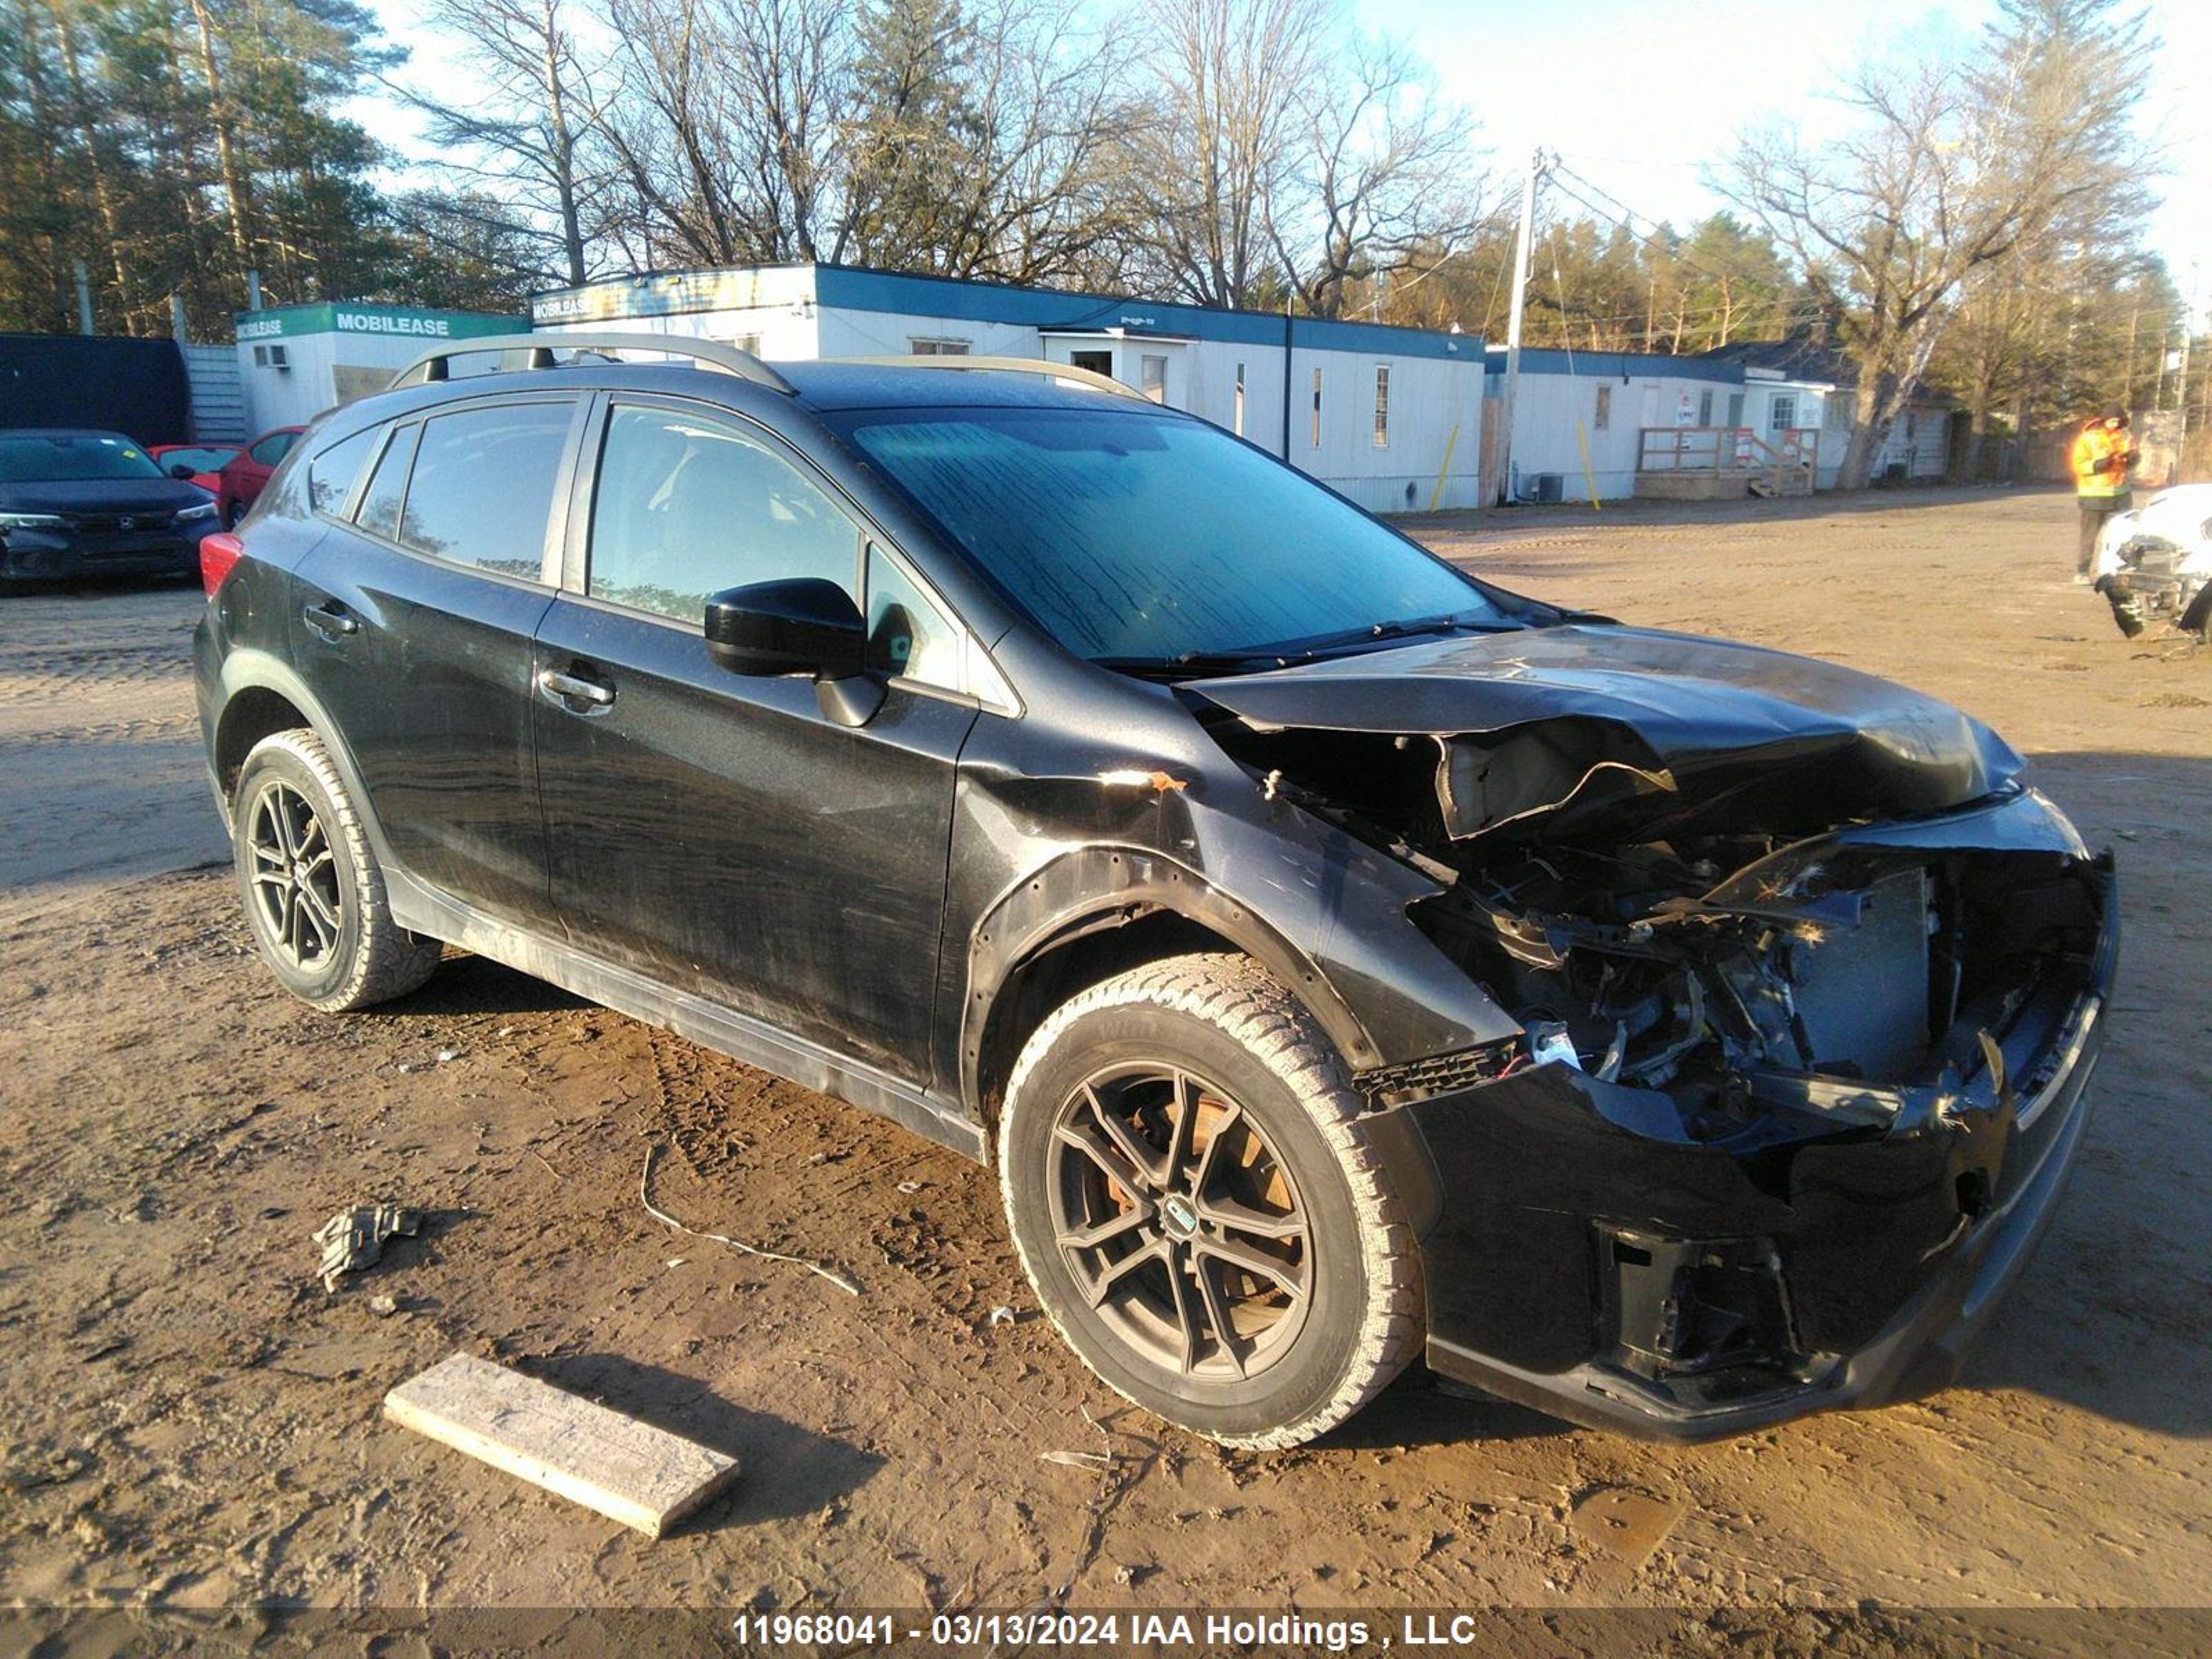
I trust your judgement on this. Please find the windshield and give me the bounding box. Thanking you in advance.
[834,406,1508,664]
[0,434,166,484]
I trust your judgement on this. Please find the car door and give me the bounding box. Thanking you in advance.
[532,395,982,1084]
[292,395,585,927]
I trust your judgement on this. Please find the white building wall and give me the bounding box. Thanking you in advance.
[535,301,822,360]
[1879,408,1951,479]
[1295,348,1482,513]
[805,306,1488,510]
[238,330,341,432]
[527,271,1487,512]
[237,307,529,432]
[1503,371,1741,501]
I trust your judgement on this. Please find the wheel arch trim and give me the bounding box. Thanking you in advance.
[213,651,400,869]
[959,844,1378,1127]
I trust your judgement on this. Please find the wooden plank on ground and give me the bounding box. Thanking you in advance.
[382,1352,741,1538]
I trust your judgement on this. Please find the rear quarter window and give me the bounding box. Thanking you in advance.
[393,402,573,581]
[308,429,379,518]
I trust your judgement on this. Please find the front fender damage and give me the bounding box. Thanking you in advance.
[1370,791,2117,1435]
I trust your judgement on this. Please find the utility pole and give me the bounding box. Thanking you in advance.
[73,259,95,335]
[2179,262,2201,447]
[1497,147,1544,506]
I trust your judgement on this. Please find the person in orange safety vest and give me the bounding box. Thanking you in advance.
[2071,408,2137,581]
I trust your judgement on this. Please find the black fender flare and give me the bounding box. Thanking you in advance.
[212,649,400,868]
[958,843,1380,1113]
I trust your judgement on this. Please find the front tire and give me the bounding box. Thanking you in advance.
[232,729,441,1011]
[1000,954,1421,1447]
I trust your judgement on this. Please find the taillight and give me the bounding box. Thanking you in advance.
[200,531,245,597]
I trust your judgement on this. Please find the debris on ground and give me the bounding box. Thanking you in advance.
[312,1202,422,1291]
[368,1294,402,1318]
[1569,1484,1684,1574]
[383,1351,741,1539]
[639,1143,859,1296]
[988,1305,1017,1327]
[1039,1450,1114,1470]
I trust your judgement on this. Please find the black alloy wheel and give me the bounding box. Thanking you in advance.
[1049,1064,1311,1380]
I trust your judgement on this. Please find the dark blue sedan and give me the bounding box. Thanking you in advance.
[0,429,221,585]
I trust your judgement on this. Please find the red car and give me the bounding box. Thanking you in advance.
[212,427,305,527]
[149,443,242,496]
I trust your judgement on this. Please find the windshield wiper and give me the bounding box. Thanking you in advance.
[1092,648,1304,679]
[1284,611,1525,654]
[1095,614,1529,679]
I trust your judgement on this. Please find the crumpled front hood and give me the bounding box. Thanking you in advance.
[1185,624,2022,843]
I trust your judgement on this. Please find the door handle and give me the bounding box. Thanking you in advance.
[301,601,358,641]
[538,667,615,709]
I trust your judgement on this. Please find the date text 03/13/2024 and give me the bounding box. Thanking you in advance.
[725,1611,1524,1651]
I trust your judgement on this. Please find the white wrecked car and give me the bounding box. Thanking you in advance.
[2092,483,2212,639]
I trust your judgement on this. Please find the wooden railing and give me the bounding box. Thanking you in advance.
[1638,426,1819,495]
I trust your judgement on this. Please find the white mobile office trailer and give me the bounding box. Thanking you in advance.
[529,264,1488,514]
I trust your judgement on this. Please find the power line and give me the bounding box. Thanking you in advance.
[1546,162,1783,302]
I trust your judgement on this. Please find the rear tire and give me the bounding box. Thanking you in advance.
[232,729,440,1011]
[999,953,1421,1447]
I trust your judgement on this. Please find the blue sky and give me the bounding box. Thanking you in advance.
[359,0,2211,325]
[1362,0,2209,317]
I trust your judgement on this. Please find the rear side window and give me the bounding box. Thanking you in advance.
[249,430,297,465]
[308,429,377,518]
[397,402,572,581]
[355,424,417,542]
[586,404,859,623]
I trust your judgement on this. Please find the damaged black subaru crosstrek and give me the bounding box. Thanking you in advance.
[195,336,2115,1448]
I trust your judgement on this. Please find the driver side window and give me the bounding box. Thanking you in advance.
[587,404,859,624]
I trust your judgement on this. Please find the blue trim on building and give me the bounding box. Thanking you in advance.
[1481,346,1743,385]
[532,263,1483,362]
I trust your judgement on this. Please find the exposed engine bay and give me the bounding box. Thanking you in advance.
[1186,624,2108,1125]
[1410,832,2099,1122]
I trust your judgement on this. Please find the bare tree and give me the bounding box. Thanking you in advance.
[1719,0,2155,488]
[601,0,854,265]
[397,0,617,286]
[1268,33,1485,319]
[835,0,1139,284]
[1126,0,1325,309]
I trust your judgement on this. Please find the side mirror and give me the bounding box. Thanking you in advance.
[704,577,867,679]
[169,463,196,480]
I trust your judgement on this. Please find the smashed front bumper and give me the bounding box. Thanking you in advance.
[1390,825,2117,1440]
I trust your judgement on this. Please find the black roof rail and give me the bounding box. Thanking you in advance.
[387,331,798,396]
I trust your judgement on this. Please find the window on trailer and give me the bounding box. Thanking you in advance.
[1311,368,1323,447]
[1593,384,1611,431]
[1141,355,1167,404]
[1770,393,1797,433]
[1234,363,1245,437]
[910,339,971,356]
[1373,366,1390,447]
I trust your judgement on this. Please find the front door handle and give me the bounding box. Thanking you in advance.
[538,667,615,709]
[301,601,358,641]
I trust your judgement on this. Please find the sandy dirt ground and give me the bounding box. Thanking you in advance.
[1,487,2207,1651]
